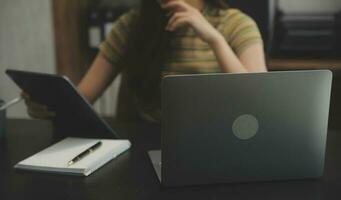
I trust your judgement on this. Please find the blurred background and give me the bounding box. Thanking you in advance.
[0,0,340,128]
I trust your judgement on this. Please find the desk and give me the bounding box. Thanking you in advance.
[1,119,341,200]
[268,58,341,71]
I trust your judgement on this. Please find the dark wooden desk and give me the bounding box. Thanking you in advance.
[1,119,341,200]
[268,59,341,71]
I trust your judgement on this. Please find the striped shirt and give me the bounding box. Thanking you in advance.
[100,3,263,122]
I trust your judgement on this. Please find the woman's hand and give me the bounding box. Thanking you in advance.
[161,0,223,46]
[21,92,56,119]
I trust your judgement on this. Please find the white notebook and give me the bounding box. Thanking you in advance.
[15,137,131,176]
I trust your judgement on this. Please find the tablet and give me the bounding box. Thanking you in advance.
[6,69,120,139]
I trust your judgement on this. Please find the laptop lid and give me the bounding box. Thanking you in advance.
[161,70,332,186]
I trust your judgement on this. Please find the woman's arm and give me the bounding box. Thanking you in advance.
[162,1,267,73]
[210,36,267,73]
[78,52,120,104]
[80,10,138,103]
[23,8,135,119]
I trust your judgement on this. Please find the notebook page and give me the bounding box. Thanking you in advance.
[17,138,130,171]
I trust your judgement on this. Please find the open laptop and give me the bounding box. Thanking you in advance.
[149,70,333,187]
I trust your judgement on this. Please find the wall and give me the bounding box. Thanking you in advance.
[279,0,341,13]
[0,0,56,118]
[108,0,341,13]
[103,0,137,6]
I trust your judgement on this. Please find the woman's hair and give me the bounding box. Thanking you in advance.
[121,0,228,106]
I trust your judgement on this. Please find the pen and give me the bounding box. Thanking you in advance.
[0,97,24,111]
[67,141,102,167]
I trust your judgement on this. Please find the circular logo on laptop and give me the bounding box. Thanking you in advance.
[232,114,259,140]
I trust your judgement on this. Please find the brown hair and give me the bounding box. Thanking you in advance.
[121,0,228,106]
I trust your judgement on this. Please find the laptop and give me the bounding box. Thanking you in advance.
[6,69,120,139]
[149,70,333,187]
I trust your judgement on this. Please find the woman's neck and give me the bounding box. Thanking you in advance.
[185,0,204,11]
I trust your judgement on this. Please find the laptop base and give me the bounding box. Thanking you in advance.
[148,150,162,182]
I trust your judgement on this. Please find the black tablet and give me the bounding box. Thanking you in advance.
[6,69,120,139]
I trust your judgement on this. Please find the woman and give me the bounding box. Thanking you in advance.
[24,0,267,122]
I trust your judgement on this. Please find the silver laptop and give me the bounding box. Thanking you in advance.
[149,70,332,187]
